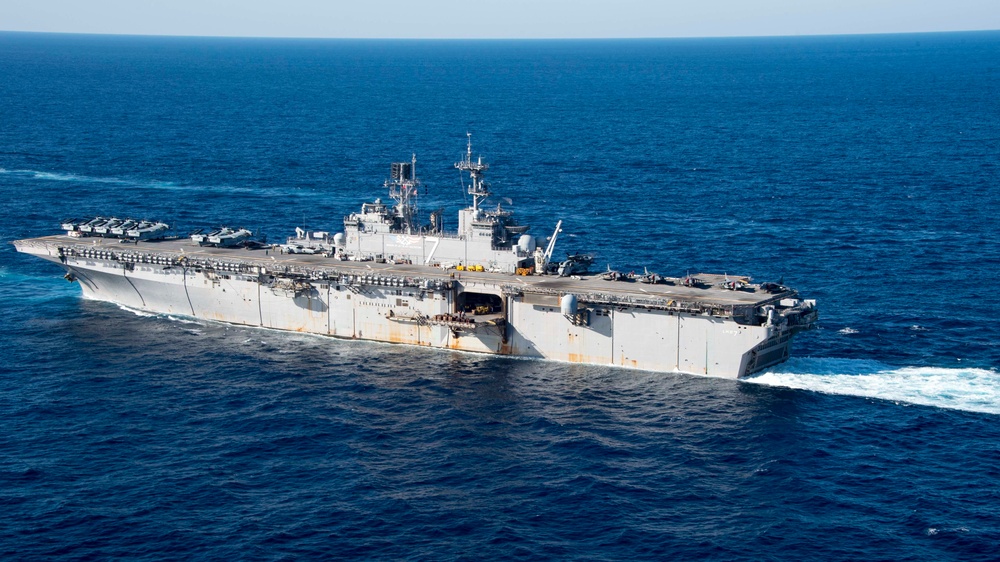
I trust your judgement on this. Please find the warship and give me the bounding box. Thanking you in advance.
[14,136,817,378]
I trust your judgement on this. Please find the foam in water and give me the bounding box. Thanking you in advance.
[114,303,202,324]
[115,303,160,318]
[749,357,1000,415]
[2,167,190,192]
[0,167,308,197]
[0,168,132,185]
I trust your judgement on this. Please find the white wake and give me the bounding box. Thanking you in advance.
[748,358,1000,415]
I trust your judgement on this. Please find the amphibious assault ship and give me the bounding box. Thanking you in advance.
[14,137,817,378]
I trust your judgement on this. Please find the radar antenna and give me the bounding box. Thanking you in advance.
[455,133,490,213]
[387,154,420,234]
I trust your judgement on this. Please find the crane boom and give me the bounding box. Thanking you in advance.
[544,220,562,262]
[534,220,562,274]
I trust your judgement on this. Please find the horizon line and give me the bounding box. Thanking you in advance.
[2,28,999,42]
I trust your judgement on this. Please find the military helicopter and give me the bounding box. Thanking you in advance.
[557,253,595,277]
[759,279,787,294]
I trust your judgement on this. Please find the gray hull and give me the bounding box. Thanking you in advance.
[15,237,815,378]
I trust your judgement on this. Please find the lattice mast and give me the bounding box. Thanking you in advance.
[455,133,490,213]
[387,154,420,234]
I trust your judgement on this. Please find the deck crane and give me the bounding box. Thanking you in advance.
[534,219,562,274]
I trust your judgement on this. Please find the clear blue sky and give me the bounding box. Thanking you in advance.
[4,0,998,39]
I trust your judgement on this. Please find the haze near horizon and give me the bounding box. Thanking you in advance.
[4,0,999,39]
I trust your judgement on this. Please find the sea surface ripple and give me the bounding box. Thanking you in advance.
[2,31,999,560]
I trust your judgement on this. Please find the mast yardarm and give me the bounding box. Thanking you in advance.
[455,133,490,213]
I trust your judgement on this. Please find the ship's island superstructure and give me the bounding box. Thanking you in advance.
[14,137,816,378]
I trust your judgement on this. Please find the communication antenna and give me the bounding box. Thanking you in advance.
[387,153,420,234]
[455,132,490,212]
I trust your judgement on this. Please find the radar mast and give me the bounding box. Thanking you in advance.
[387,154,419,234]
[455,133,490,213]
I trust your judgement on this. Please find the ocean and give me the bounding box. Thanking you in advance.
[1,31,999,559]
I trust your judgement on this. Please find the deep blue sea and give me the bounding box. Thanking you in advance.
[2,31,999,560]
